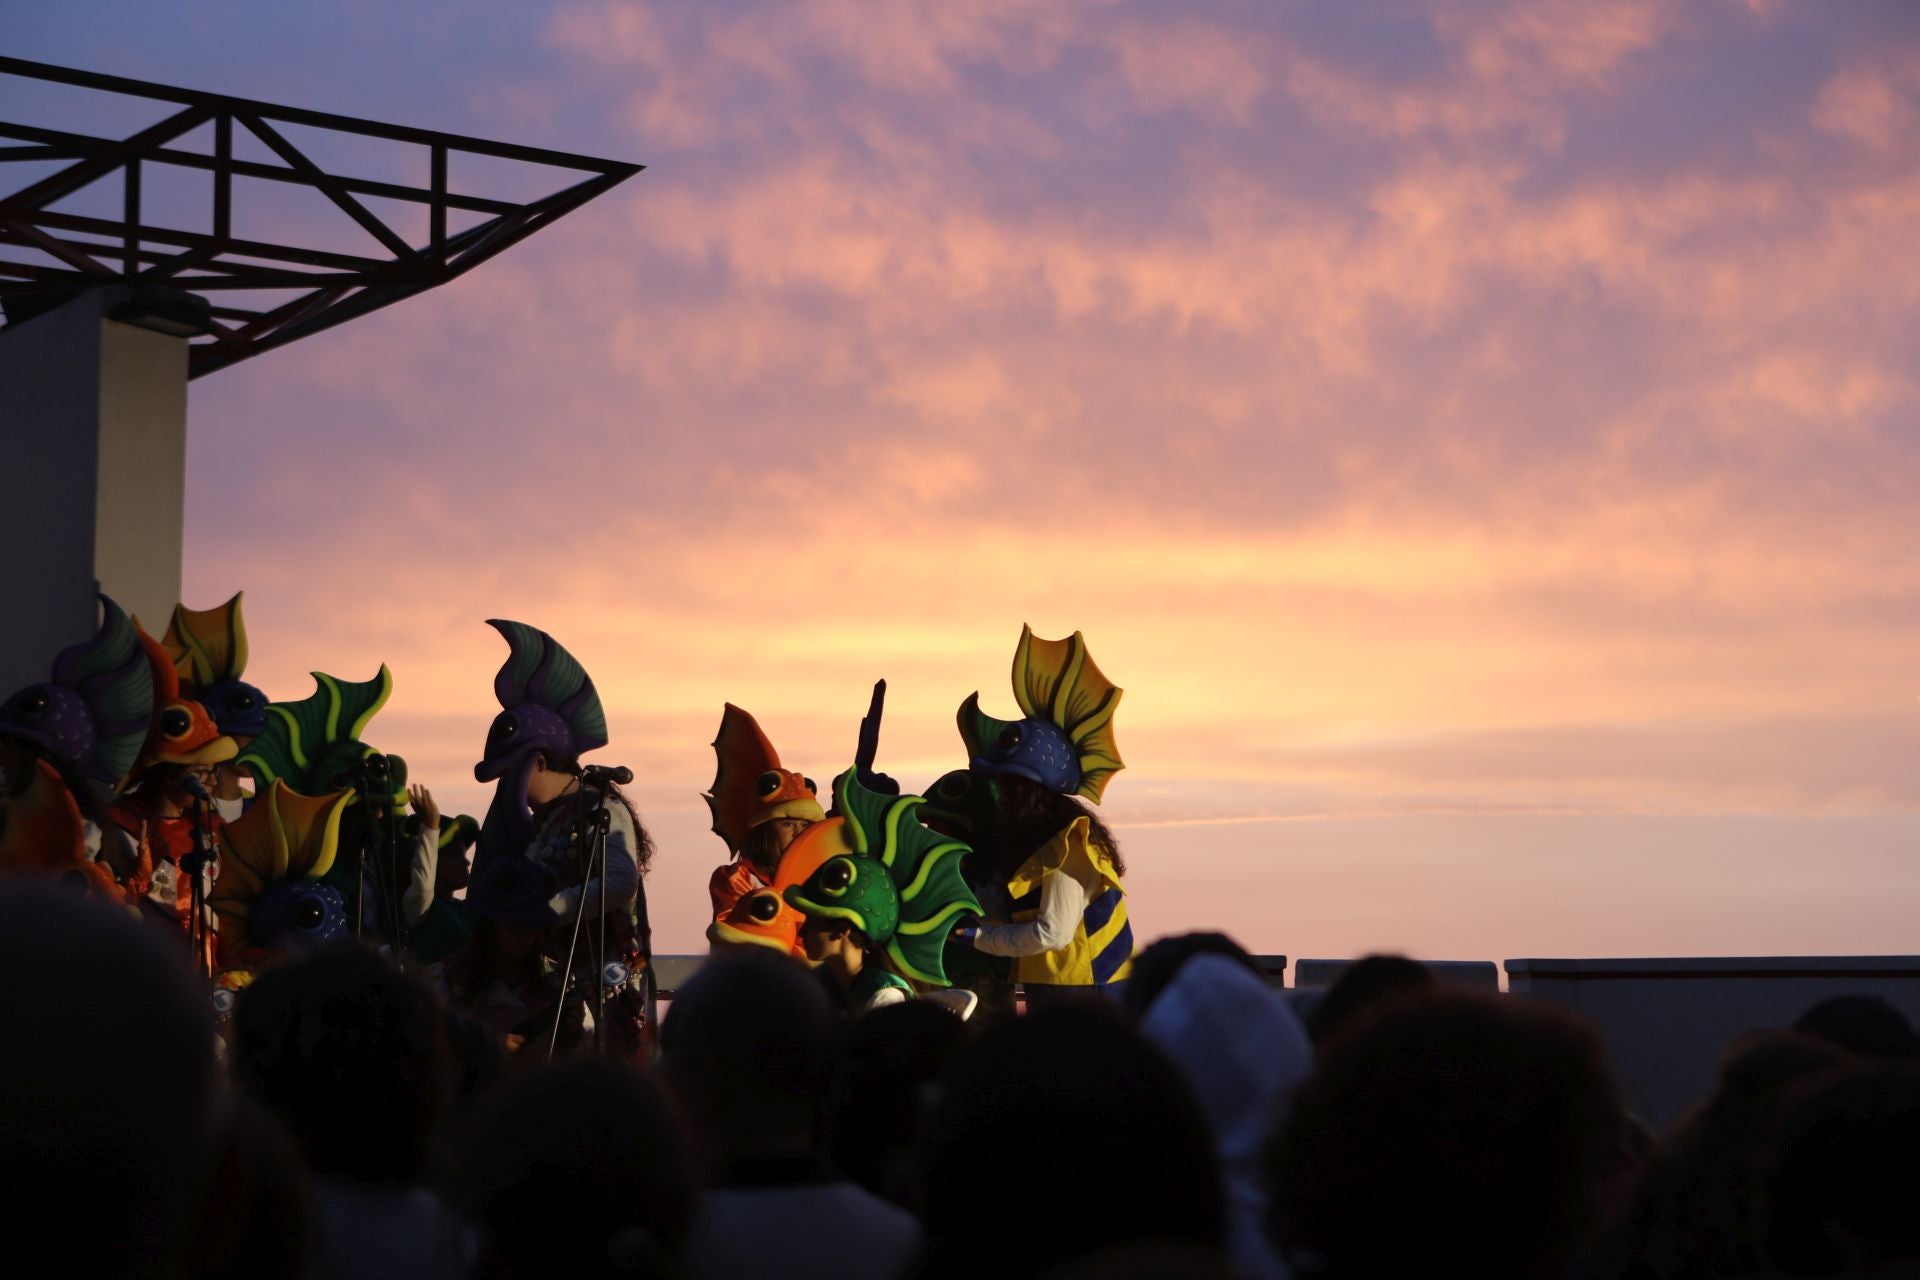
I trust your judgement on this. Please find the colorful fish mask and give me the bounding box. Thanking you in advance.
[133,625,237,773]
[209,780,352,958]
[237,667,401,802]
[0,757,117,897]
[784,770,981,987]
[959,626,1124,804]
[160,593,270,740]
[707,816,845,953]
[703,704,823,856]
[0,594,154,789]
[474,620,608,869]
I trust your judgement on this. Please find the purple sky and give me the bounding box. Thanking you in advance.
[10,0,1919,958]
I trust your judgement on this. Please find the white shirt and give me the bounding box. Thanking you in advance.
[971,868,1087,957]
[529,794,640,925]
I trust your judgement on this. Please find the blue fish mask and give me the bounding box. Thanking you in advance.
[956,626,1125,804]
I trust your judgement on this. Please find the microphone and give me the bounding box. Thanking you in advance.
[580,763,633,786]
[181,774,212,804]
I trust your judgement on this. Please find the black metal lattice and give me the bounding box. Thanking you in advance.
[0,57,641,378]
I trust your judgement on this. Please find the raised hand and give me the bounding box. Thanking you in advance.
[407,784,440,829]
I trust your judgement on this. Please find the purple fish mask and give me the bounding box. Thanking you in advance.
[0,596,155,788]
[473,620,609,871]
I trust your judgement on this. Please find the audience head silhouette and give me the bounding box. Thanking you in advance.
[919,1003,1226,1279]
[0,883,216,1280]
[1270,988,1621,1280]
[462,1057,697,1280]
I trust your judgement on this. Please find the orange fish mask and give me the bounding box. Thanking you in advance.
[703,704,824,854]
[132,626,237,775]
[707,815,849,953]
[0,757,117,897]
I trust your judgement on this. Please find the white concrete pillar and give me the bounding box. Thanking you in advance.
[0,289,188,690]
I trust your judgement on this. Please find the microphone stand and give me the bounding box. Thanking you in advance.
[351,785,368,944]
[375,781,407,961]
[182,789,213,980]
[548,775,615,1060]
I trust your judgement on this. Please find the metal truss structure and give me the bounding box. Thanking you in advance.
[0,57,640,377]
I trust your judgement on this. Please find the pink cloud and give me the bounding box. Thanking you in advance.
[135,0,1920,959]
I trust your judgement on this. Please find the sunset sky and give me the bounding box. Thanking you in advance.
[11,1,1919,960]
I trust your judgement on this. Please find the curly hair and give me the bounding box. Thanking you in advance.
[536,752,655,875]
[988,773,1126,878]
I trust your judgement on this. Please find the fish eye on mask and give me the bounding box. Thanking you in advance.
[818,857,855,895]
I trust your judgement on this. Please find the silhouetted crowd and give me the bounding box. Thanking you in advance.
[3,882,1917,1280]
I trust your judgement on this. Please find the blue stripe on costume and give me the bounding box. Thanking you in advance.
[1091,918,1134,985]
[1082,887,1122,936]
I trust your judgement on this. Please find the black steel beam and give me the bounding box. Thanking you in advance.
[0,57,642,378]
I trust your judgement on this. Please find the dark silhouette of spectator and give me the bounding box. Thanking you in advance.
[1307,952,1436,1044]
[1760,1065,1920,1277]
[230,941,470,1280]
[1140,952,1311,1280]
[1120,930,1262,1020]
[918,1002,1226,1279]
[461,1057,698,1280]
[184,1097,315,1280]
[661,948,919,1280]
[1039,1243,1240,1280]
[1587,1030,1852,1280]
[0,883,216,1280]
[829,997,972,1206]
[438,1005,507,1163]
[1269,989,1621,1280]
[1793,994,1918,1060]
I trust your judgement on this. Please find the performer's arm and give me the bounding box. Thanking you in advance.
[403,785,440,926]
[549,803,639,923]
[403,825,439,925]
[865,983,910,1010]
[970,869,1086,957]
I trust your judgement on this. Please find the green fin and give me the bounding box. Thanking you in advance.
[956,692,1017,761]
[238,667,393,794]
[834,769,982,987]
[1011,626,1126,804]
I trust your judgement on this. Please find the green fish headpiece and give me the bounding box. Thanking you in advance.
[237,667,406,805]
[784,769,982,987]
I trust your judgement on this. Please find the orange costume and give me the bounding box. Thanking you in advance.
[701,704,824,955]
[107,626,238,970]
[0,758,117,898]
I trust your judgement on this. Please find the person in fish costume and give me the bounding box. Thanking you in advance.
[158,593,271,812]
[0,594,154,896]
[208,780,354,971]
[106,626,239,967]
[474,620,654,1051]
[704,814,838,955]
[949,626,1133,1005]
[237,665,465,955]
[432,854,574,1055]
[783,768,982,1014]
[702,703,824,950]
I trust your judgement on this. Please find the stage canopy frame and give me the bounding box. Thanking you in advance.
[0,56,642,378]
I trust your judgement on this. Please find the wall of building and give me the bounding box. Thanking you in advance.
[0,291,188,691]
[1508,955,1920,1130]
